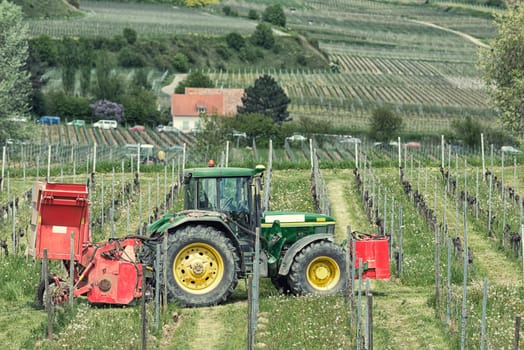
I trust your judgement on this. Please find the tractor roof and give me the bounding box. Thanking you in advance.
[184,166,265,178]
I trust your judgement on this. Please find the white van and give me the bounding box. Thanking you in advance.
[93,120,117,129]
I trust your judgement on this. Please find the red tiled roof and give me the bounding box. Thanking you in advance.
[172,88,244,117]
[171,94,223,117]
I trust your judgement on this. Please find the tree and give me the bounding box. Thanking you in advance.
[368,107,403,142]
[480,3,524,137]
[93,51,124,101]
[0,1,31,142]
[450,116,483,148]
[226,32,245,51]
[121,87,159,125]
[262,4,286,27]
[123,28,137,45]
[229,113,281,147]
[90,99,124,123]
[173,52,189,72]
[175,71,214,94]
[250,22,275,49]
[237,74,291,125]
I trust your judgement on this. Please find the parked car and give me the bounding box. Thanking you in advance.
[37,116,60,125]
[403,142,421,149]
[156,124,178,133]
[93,120,117,129]
[339,136,361,144]
[66,119,85,127]
[286,134,307,142]
[129,125,146,132]
[501,146,521,154]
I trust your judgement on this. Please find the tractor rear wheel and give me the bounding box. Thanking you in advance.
[166,225,239,307]
[36,275,67,307]
[288,241,346,295]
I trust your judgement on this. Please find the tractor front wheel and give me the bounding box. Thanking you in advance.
[288,241,346,295]
[166,225,239,307]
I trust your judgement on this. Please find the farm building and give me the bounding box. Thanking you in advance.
[171,88,244,132]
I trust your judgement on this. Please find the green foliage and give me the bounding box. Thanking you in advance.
[450,116,482,147]
[173,52,189,72]
[480,3,524,137]
[121,87,159,125]
[262,4,286,27]
[43,90,91,119]
[368,107,403,142]
[123,27,137,44]
[194,115,229,161]
[238,74,291,125]
[29,35,59,66]
[174,70,214,93]
[238,46,263,63]
[250,22,275,49]
[248,9,259,20]
[93,51,125,101]
[226,32,245,51]
[118,47,146,68]
[222,5,238,16]
[228,113,282,147]
[0,1,31,143]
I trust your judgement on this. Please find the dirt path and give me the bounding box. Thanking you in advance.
[161,74,188,96]
[325,170,449,349]
[409,19,490,49]
[189,306,226,350]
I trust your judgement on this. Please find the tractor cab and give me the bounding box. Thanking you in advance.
[182,165,265,228]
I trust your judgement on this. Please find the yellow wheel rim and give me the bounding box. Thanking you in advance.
[173,243,224,294]
[306,256,341,291]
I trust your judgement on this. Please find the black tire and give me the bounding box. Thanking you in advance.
[288,241,347,295]
[36,275,64,307]
[166,225,239,307]
[271,275,292,294]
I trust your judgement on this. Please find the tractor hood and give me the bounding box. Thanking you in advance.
[261,211,335,228]
[148,209,229,234]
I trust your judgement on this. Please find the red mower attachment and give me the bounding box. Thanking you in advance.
[351,232,390,279]
[34,182,149,306]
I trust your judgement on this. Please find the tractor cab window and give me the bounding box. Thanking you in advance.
[220,177,249,213]
[198,178,218,210]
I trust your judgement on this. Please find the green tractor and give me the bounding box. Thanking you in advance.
[147,165,346,307]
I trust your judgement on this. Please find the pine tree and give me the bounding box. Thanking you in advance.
[237,74,291,125]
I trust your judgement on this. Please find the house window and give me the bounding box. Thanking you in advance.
[197,106,206,114]
[194,121,201,130]
[182,121,190,130]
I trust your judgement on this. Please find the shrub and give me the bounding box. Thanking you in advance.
[262,4,286,27]
[250,22,275,49]
[173,52,189,72]
[118,47,146,68]
[368,106,403,142]
[90,99,124,122]
[248,9,259,20]
[123,28,137,45]
[226,32,245,51]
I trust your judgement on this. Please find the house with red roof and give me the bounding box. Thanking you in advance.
[171,88,244,132]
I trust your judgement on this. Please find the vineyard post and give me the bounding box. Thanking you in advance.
[126,200,130,235]
[513,157,517,198]
[43,249,53,339]
[101,177,105,227]
[1,146,5,192]
[410,154,413,182]
[503,184,507,247]
[156,173,160,210]
[139,186,143,235]
[515,316,521,350]
[488,174,493,235]
[155,247,160,330]
[309,138,313,169]
[12,195,16,254]
[446,237,451,326]
[37,154,40,180]
[435,225,440,309]
[121,160,125,204]
[480,277,488,350]
[383,191,387,235]
[93,143,97,174]
[355,142,358,169]
[171,159,175,205]
[112,168,115,210]
[481,133,485,178]
[434,176,437,218]
[148,181,152,224]
[162,233,168,311]
[460,203,469,350]
[424,167,428,198]
[346,227,353,325]
[398,206,403,274]
[404,144,407,171]
[520,195,523,230]
[357,258,363,350]
[86,150,89,185]
[141,268,147,350]
[73,149,76,182]
[398,136,401,178]
[364,278,370,350]
[136,144,140,176]
[476,168,479,219]
[110,207,115,239]
[225,140,229,167]
[69,231,74,308]
[443,184,448,243]
[164,165,168,209]
[182,143,186,176]
[440,135,444,169]
[502,151,505,196]
[522,224,524,288]
[351,239,356,328]
[47,144,51,181]
[390,196,394,261]
[417,161,421,193]
[490,144,494,170]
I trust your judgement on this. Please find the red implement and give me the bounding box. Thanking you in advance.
[353,233,390,279]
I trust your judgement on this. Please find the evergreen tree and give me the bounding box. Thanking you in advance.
[262,4,286,27]
[237,74,291,125]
